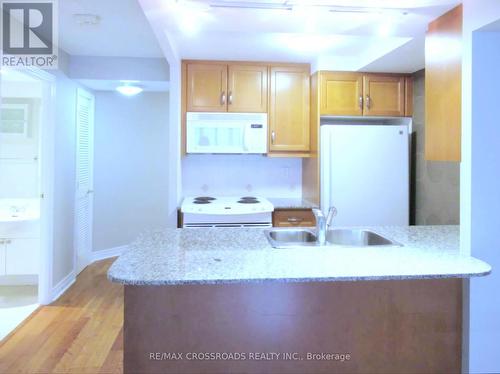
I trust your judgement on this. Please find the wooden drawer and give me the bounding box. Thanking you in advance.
[272,209,315,227]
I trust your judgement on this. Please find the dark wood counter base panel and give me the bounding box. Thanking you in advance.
[124,279,462,374]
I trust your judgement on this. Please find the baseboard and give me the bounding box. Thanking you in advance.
[91,245,128,262]
[51,270,76,302]
[46,246,127,303]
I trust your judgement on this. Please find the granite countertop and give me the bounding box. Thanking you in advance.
[268,197,318,209]
[108,226,491,286]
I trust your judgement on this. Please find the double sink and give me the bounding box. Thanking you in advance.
[265,228,400,248]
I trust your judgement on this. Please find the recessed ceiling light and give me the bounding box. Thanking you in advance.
[116,85,143,96]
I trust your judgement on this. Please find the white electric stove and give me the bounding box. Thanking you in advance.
[181,196,274,228]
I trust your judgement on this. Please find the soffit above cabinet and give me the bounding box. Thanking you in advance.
[139,0,461,73]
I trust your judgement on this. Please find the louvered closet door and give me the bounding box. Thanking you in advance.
[75,88,95,274]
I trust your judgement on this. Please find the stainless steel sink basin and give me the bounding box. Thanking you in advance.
[265,228,318,248]
[326,229,399,246]
[265,228,400,248]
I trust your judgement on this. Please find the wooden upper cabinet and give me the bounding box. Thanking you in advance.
[227,64,268,112]
[320,72,363,116]
[269,65,310,153]
[425,5,462,161]
[363,74,405,117]
[404,76,413,117]
[186,63,227,112]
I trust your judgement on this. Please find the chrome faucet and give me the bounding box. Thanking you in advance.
[312,207,338,246]
[326,206,337,229]
[312,208,326,245]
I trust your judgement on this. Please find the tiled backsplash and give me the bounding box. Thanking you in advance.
[182,154,302,198]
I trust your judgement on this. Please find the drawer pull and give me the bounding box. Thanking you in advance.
[287,217,303,223]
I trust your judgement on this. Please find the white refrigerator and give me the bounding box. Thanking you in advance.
[320,123,410,226]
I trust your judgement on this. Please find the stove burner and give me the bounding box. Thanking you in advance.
[194,196,216,201]
[238,199,260,204]
[193,200,211,204]
[240,196,258,201]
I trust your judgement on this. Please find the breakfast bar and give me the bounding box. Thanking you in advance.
[109,226,490,374]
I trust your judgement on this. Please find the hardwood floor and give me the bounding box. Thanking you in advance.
[0,258,123,374]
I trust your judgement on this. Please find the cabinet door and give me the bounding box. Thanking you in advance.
[320,72,363,116]
[273,210,316,227]
[269,66,310,152]
[5,238,39,275]
[363,75,405,117]
[0,241,5,275]
[186,63,228,112]
[227,64,268,112]
[404,77,413,117]
[425,5,462,161]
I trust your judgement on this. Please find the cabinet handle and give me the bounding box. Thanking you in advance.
[271,131,276,145]
[0,240,4,245]
[5,240,11,244]
[287,217,303,223]
[221,91,226,105]
[366,95,371,109]
[228,91,233,105]
[358,95,363,110]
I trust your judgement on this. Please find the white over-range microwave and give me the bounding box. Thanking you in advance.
[186,112,268,154]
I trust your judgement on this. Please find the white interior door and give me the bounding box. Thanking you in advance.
[75,88,95,274]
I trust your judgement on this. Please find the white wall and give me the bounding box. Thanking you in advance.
[49,67,79,287]
[69,56,169,82]
[182,155,302,198]
[468,30,500,374]
[1,81,43,98]
[92,91,170,252]
[138,0,182,227]
[461,1,500,373]
[0,95,41,199]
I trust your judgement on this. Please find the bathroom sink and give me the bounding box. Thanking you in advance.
[265,228,318,248]
[326,229,399,247]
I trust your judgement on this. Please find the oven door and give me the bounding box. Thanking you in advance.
[186,112,267,154]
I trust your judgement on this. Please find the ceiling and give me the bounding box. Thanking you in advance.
[77,79,169,92]
[478,18,500,32]
[59,0,163,58]
[140,0,461,72]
